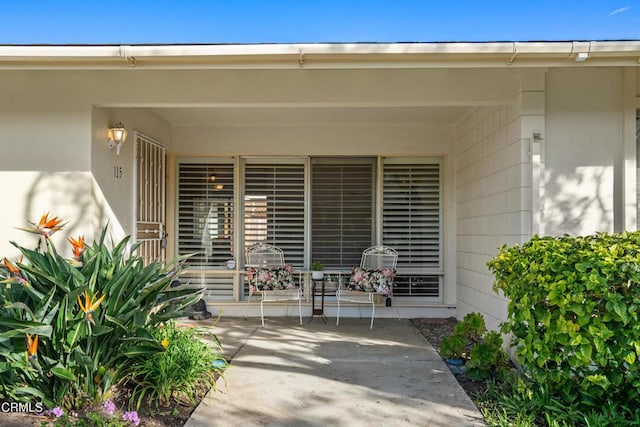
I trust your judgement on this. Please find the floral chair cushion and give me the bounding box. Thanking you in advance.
[246,264,296,295]
[347,266,396,296]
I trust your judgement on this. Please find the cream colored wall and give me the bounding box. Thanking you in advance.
[0,171,95,258]
[91,107,172,240]
[173,123,453,156]
[0,70,94,257]
[0,66,516,312]
[0,70,174,258]
[0,64,633,318]
[545,68,622,235]
[454,67,632,331]
[0,68,518,108]
[454,104,527,331]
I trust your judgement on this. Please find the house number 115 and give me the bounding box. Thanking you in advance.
[113,165,123,179]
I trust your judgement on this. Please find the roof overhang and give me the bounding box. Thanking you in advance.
[0,41,638,69]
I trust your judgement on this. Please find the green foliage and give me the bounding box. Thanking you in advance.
[440,333,466,359]
[40,406,138,427]
[454,312,487,343]
[488,231,640,414]
[43,412,130,427]
[0,219,203,409]
[466,331,509,381]
[83,411,129,427]
[123,320,226,411]
[311,261,324,271]
[441,312,510,380]
[477,373,640,426]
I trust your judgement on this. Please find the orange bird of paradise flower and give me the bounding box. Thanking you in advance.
[68,235,85,260]
[78,290,106,325]
[1,257,29,286]
[26,333,38,362]
[17,212,66,239]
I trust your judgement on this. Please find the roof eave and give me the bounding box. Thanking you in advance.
[0,41,637,69]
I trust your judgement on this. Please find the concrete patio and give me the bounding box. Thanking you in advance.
[185,317,485,427]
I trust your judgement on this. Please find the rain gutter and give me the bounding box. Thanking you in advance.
[0,41,637,69]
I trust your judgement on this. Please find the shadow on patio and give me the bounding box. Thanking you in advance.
[185,317,485,427]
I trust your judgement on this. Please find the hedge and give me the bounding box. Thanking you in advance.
[488,232,640,407]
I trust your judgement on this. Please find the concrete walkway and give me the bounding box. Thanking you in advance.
[185,317,485,427]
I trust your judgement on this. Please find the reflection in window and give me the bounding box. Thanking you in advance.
[244,195,268,246]
[178,163,234,268]
[244,163,305,267]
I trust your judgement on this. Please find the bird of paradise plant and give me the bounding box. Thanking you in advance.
[0,212,203,410]
[26,333,38,362]
[1,257,29,286]
[68,235,85,265]
[77,290,105,325]
[16,212,66,239]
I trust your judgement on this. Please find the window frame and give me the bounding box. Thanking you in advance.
[381,157,444,299]
[175,155,444,303]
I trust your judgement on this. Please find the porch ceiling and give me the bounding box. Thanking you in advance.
[148,105,471,127]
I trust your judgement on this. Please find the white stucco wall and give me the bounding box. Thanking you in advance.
[91,107,172,240]
[454,67,633,330]
[0,71,94,257]
[545,68,622,235]
[173,123,453,156]
[0,59,634,319]
[0,66,519,312]
[0,71,174,258]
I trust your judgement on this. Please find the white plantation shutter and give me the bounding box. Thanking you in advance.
[383,159,442,297]
[312,159,375,268]
[177,161,235,269]
[243,162,305,267]
[180,271,234,301]
[174,156,443,301]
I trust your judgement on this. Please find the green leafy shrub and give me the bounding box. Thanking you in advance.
[440,333,466,359]
[453,312,487,343]
[440,312,510,381]
[466,331,509,380]
[477,373,640,427]
[0,214,203,409]
[488,232,640,410]
[123,320,226,410]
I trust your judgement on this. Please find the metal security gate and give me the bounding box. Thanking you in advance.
[135,132,166,265]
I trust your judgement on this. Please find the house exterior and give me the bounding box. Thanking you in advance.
[0,41,638,330]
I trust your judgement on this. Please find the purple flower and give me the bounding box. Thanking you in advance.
[103,399,116,416]
[51,407,63,418]
[123,410,140,426]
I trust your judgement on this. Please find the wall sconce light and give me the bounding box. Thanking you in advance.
[107,122,128,156]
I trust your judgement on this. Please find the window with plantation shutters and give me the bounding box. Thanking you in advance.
[175,156,443,302]
[311,159,375,268]
[177,162,234,269]
[243,162,305,267]
[383,159,441,297]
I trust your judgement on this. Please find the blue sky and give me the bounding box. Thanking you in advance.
[0,1,638,44]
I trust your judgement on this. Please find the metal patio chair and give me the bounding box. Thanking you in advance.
[336,245,398,329]
[245,243,303,327]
